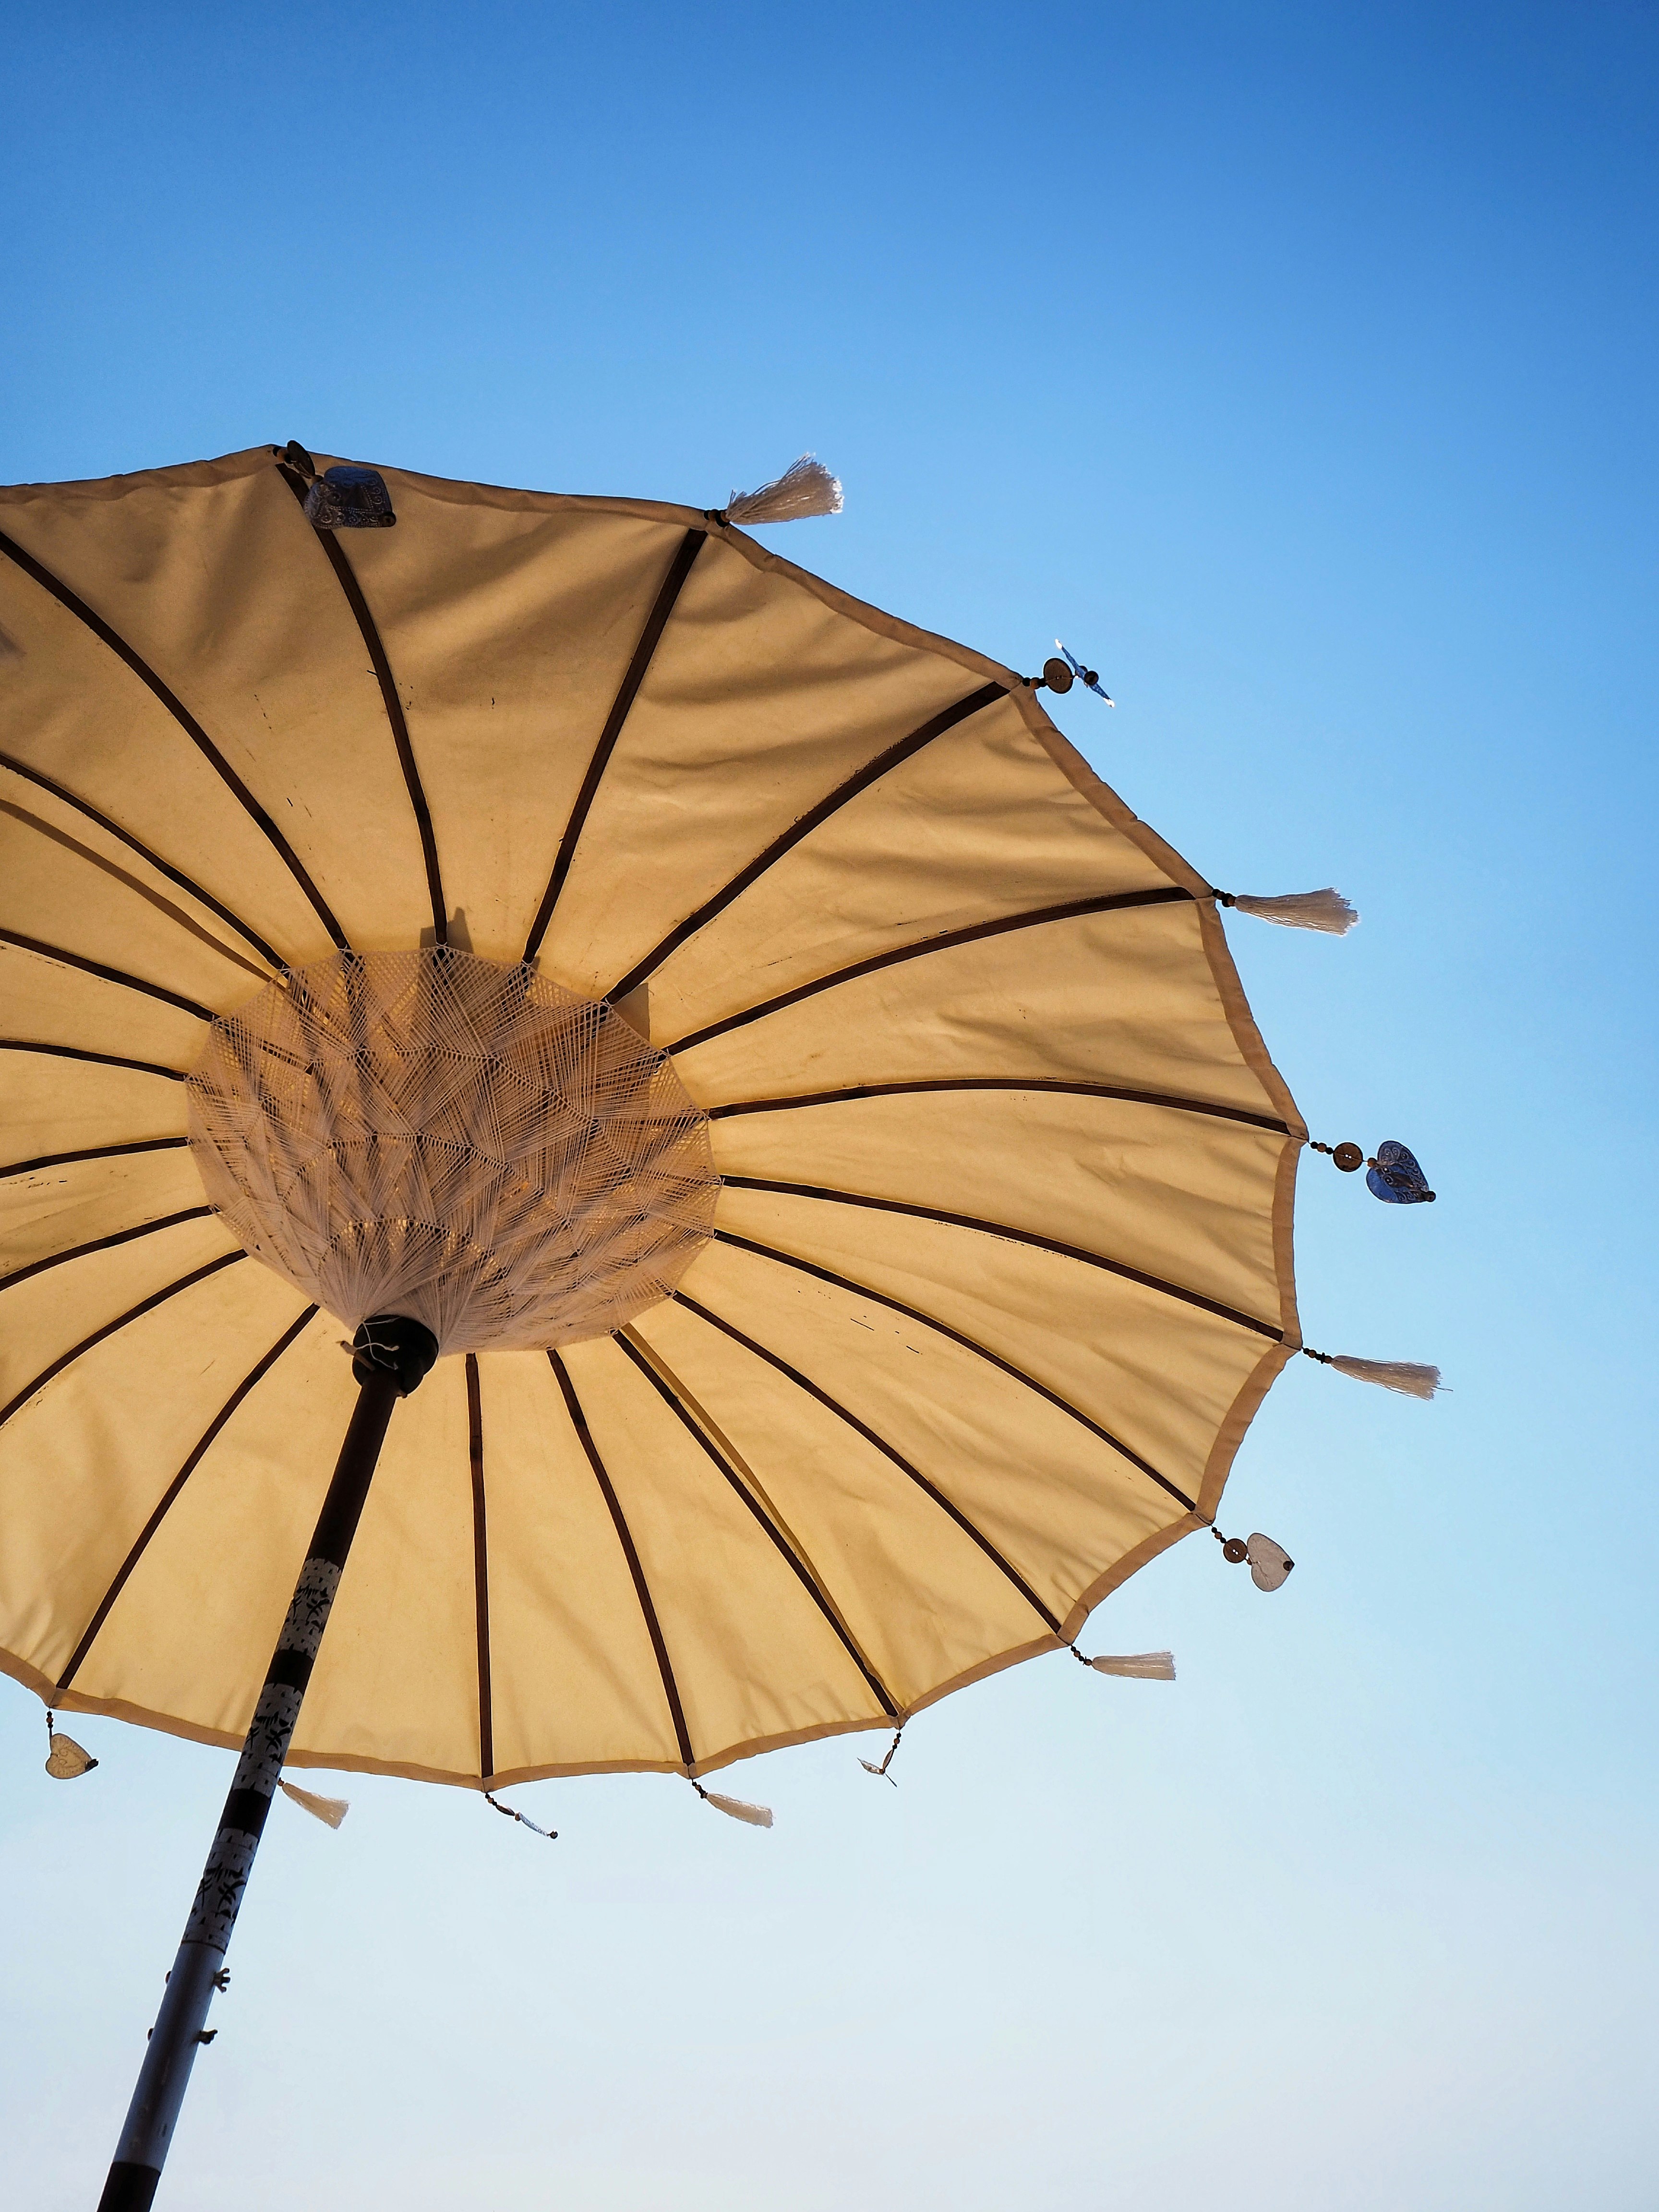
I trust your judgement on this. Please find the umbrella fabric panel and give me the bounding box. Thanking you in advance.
[543,534,988,1001]
[0,785,276,1013]
[313,480,689,967]
[664,1236,1190,1623]
[631,1295,1100,1702]
[46,1303,342,1743]
[1,452,431,958]
[0,1257,304,1717]
[708,1092,1286,1334]
[0,762,278,1000]
[0,1050,187,1178]
[706,1184,1282,1512]
[445,1349,693,1781]
[0,938,211,1071]
[641,692,1177,1047]
[289,1348,486,1782]
[0,505,333,973]
[1,1147,205,1284]
[558,1334,893,1764]
[0,1211,237,1419]
[672,899,1285,1121]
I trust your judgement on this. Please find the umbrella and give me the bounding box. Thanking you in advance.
[0,444,1429,2208]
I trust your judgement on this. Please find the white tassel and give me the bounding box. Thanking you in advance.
[697,1784,774,1828]
[1330,1354,1443,1399]
[1088,1651,1177,1680]
[1226,888,1358,935]
[280,1778,349,1828]
[721,455,842,525]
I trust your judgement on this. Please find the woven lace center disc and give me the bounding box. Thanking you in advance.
[187,948,719,1354]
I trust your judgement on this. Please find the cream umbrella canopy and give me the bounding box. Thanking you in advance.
[2,444,1305,2206]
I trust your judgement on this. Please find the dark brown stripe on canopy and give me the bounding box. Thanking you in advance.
[608,681,1008,1004]
[279,469,446,944]
[0,1250,247,1429]
[0,750,284,970]
[522,528,708,963]
[718,1176,1284,1341]
[615,1328,899,1718]
[672,1290,1064,1635]
[0,1206,214,1294]
[709,1226,1197,1511]
[55,1304,318,1690]
[0,1039,185,1082]
[465,1355,494,1782]
[709,1076,1288,1135]
[2,1135,189,1180]
[547,1349,696,1769]
[0,927,217,1024]
[0,525,348,950]
[0,794,271,983]
[667,886,1193,1057]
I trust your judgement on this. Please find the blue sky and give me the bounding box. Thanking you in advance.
[2,5,1656,2207]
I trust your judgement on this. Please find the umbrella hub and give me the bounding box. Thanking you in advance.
[186,946,719,1355]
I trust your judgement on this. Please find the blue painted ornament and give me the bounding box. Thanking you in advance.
[1366,1140,1435,1205]
[1053,640,1114,704]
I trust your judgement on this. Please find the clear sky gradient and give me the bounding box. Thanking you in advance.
[2,6,1655,2208]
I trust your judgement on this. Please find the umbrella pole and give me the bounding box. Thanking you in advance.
[95,1316,436,2212]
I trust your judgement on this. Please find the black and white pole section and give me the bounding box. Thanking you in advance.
[96,1315,438,2212]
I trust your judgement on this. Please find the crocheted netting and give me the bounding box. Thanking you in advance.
[187,947,718,1353]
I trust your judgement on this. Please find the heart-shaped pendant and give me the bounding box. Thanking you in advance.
[1366,1140,1436,1205]
[45,1731,98,1779]
[1245,1533,1295,1590]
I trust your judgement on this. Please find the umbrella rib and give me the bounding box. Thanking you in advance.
[53,1304,318,1692]
[614,1327,900,1719]
[0,1250,248,1430]
[521,528,708,963]
[709,1227,1198,1512]
[0,525,349,951]
[0,750,284,971]
[3,795,271,985]
[465,1354,495,1784]
[278,470,446,943]
[719,1177,1284,1341]
[0,1205,215,1295]
[672,1291,1064,1635]
[546,1349,697,1769]
[0,926,218,1024]
[606,681,1008,1003]
[2,1134,189,1178]
[708,1077,1289,1136]
[0,1039,184,1082]
[665,886,1193,1057]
